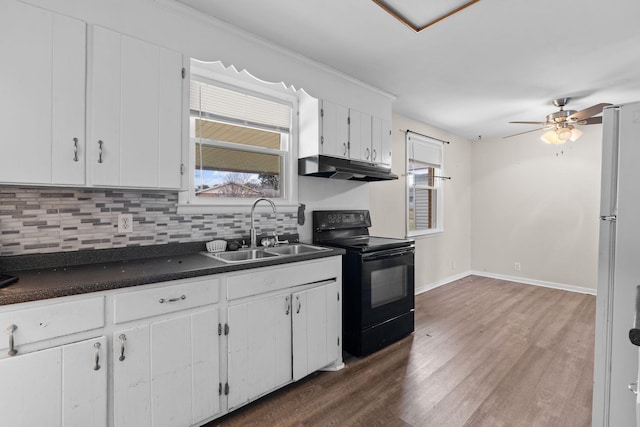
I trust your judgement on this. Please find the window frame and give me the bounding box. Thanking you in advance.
[405,132,444,237]
[178,61,299,213]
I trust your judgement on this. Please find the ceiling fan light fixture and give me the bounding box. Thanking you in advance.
[569,127,583,141]
[541,130,563,145]
[557,126,572,141]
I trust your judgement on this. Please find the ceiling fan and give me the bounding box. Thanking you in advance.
[504,97,611,144]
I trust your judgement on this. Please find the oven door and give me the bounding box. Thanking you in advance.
[360,246,415,329]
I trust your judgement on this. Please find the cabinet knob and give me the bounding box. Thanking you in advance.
[372,149,377,161]
[296,295,302,314]
[629,381,638,395]
[285,295,291,315]
[365,148,370,160]
[6,324,17,357]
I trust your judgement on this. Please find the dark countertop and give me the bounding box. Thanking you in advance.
[0,242,344,306]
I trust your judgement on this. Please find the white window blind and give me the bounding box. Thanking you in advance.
[190,80,291,131]
[406,132,444,236]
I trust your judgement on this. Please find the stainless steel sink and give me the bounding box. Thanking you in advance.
[202,244,329,264]
[264,244,329,255]
[210,249,279,263]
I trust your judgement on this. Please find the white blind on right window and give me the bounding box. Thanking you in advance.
[406,132,444,237]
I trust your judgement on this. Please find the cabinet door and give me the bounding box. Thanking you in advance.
[371,116,392,166]
[113,309,219,427]
[293,281,339,380]
[321,100,349,158]
[0,336,106,427]
[348,109,373,162]
[379,118,392,166]
[0,2,85,185]
[90,26,182,189]
[227,294,292,409]
[62,336,108,427]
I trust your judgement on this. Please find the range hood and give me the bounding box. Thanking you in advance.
[298,155,398,181]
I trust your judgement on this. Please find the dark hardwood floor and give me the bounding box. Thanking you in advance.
[206,275,596,427]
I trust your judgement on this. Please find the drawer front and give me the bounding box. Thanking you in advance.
[0,296,104,352]
[227,256,341,300]
[114,277,219,324]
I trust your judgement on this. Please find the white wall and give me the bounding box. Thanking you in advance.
[470,125,602,290]
[369,113,472,292]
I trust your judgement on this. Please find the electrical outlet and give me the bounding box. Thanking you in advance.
[118,214,133,233]
[514,262,521,272]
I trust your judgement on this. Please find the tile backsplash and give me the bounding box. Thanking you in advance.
[0,188,297,256]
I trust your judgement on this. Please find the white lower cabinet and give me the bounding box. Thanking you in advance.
[227,293,293,409]
[293,281,339,381]
[0,256,341,426]
[113,308,220,427]
[227,279,340,408]
[0,336,107,427]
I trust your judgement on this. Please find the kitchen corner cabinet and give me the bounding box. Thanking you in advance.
[0,336,107,427]
[0,1,86,185]
[89,26,183,189]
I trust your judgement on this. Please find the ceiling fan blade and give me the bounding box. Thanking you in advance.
[569,103,612,121]
[503,126,551,139]
[509,121,548,125]
[576,116,603,125]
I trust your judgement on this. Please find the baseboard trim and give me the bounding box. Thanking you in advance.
[415,272,470,295]
[468,270,597,295]
[414,271,597,296]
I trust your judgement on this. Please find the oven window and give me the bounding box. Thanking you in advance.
[371,265,408,308]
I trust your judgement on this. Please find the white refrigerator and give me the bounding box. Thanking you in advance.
[593,101,640,427]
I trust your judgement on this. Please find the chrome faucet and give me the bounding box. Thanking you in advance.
[250,198,277,248]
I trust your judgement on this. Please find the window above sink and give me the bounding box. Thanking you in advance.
[178,60,299,214]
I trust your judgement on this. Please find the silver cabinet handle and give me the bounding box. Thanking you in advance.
[73,137,79,162]
[285,296,291,315]
[629,382,638,395]
[159,295,186,304]
[97,140,103,164]
[93,342,101,370]
[372,149,377,161]
[365,148,370,160]
[296,295,302,314]
[6,324,17,357]
[343,142,347,156]
[118,334,126,361]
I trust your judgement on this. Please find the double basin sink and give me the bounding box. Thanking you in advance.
[203,244,330,264]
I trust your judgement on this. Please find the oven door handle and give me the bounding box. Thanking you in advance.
[361,247,414,261]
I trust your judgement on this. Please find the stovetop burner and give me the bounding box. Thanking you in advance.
[312,210,414,253]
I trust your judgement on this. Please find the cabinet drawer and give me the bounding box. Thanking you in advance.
[114,277,219,324]
[0,296,104,351]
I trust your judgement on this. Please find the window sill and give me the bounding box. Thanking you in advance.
[406,229,444,239]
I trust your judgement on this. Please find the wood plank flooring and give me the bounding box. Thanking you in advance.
[206,275,596,427]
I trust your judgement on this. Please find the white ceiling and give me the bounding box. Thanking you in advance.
[176,0,640,140]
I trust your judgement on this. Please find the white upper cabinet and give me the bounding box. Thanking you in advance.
[299,92,392,167]
[373,116,392,167]
[0,1,86,185]
[89,26,183,189]
[299,93,349,159]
